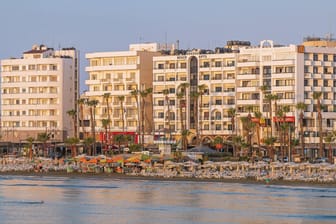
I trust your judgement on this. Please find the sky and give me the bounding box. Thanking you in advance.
[1,0,336,93]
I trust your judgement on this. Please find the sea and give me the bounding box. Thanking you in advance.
[0,175,335,224]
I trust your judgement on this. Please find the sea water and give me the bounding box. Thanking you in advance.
[0,175,335,224]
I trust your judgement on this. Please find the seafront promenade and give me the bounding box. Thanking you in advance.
[1,155,336,185]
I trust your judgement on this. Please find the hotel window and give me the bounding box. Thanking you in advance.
[203,74,210,80]
[28,65,36,70]
[324,54,329,61]
[158,63,164,69]
[333,67,336,74]
[215,99,222,105]
[169,88,175,94]
[22,65,26,71]
[304,79,308,86]
[49,64,57,71]
[215,86,222,92]
[204,124,209,130]
[313,54,318,61]
[180,62,186,68]
[313,79,318,86]
[334,55,336,62]
[304,66,309,73]
[324,80,328,87]
[227,73,235,79]
[169,100,175,106]
[158,100,164,106]
[203,62,210,67]
[157,76,164,81]
[169,63,175,69]
[304,92,309,99]
[215,124,221,130]
[263,66,271,75]
[313,67,318,73]
[158,112,164,118]
[323,92,328,99]
[12,65,19,71]
[215,61,221,67]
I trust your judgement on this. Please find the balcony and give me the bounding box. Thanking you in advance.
[272,85,295,92]
[236,99,259,105]
[236,74,259,80]
[86,64,137,72]
[236,61,259,67]
[236,86,259,92]
[272,72,295,79]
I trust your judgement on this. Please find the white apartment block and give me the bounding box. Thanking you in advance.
[0,44,79,142]
[153,39,336,157]
[84,43,163,144]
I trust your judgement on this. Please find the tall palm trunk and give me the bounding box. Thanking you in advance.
[317,101,323,158]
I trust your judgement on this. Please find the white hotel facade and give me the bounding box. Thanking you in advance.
[152,39,336,157]
[0,45,79,142]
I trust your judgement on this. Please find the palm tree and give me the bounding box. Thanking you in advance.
[264,94,278,138]
[178,82,190,130]
[181,129,190,151]
[260,85,270,136]
[324,131,336,163]
[65,137,79,158]
[198,84,207,141]
[37,132,50,157]
[103,93,111,139]
[139,87,153,149]
[313,91,323,158]
[130,88,140,143]
[190,91,200,145]
[240,116,255,157]
[232,135,245,157]
[26,137,35,160]
[117,95,125,133]
[176,92,185,131]
[264,136,277,161]
[254,111,262,156]
[83,137,95,156]
[77,98,86,139]
[86,99,99,155]
[296,102,307,158]
[102,118,110,154]
[162,89,171,139]
[67,109,77,138]
[114,134,125,153]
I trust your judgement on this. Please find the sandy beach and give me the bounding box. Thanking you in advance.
[1,156,336,187]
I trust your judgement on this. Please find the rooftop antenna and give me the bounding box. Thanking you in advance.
[165,32,167,50]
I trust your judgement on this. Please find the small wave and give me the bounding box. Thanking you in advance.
[3,200,44,205]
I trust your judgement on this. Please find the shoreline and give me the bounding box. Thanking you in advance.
[1,171,336,188]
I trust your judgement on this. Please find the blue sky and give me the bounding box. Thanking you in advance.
[1,0,336,93]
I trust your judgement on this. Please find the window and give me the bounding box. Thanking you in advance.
[158,112,164,118]
[334,55,336,62]
[324,80,328,87]
[158,76,164,81]
[313,54,318,61]
[169,63,175,69]
[28,65,35,70]
[215,124,221,130]
[169,100,175,106]
[324,54,328,61]
[304,66,309,73]
[313,67,318,73]
[215,99,222,105]
[313,79,318,86]
[215,86,222,92]
[158,100,164,106]
[12,65,19,71]
[304,79,309,86]
[158,63,164,69]
[263,66,271,75]
[180,63,186,68]
[227,73,235,79]
[215,61,221,67]
[203,74,210,80]
[169,88,175,94]
[323,92,328,99]
[203,62,210,67]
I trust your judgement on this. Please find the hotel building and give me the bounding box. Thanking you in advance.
[0,45,79,142]
[153,38,336,158]
[84,43,164,144]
